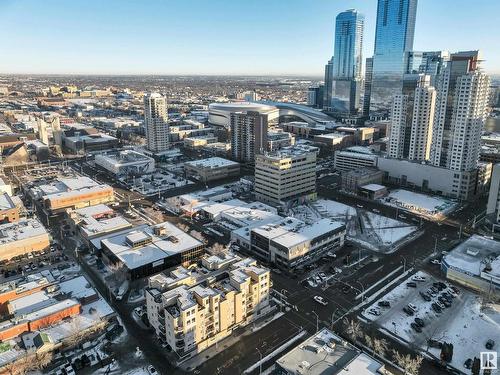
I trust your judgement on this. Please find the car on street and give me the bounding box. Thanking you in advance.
[411,322,422,333]
[342,286,351,294]
[313,295,328,306]
[307,280,317,288]
[147,365,157,374]
[372,209,380,213]
[356,204,363,208]
[430,259,441,265]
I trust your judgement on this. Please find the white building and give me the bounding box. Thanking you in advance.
[184,157,240,182]
[430,51,490,172]
[255,146,317,205]
[408,75,436,161]
[144,93,169,153]
[334,146,378,172]
[95,150,155,178]
[387,93,409,159]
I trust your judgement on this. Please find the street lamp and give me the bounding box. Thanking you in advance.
[256,347,263,375]
[312,311,319,333]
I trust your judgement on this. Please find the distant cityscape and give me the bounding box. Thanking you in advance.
[0,1,499,375]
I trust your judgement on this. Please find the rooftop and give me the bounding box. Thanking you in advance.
[71,204,131,237]
[185,157,239,169]
[0,192,15,211]
[0,218,48,245]
[276,328,384,375]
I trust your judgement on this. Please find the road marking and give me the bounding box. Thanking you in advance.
[355,265,403,300]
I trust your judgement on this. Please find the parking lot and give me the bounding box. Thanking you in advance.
[361,271,500,373]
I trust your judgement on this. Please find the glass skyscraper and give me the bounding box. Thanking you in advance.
[369,0,418,117]
[330,9,364,116]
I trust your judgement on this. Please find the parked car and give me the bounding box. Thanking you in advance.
[342,286,351,294]
[412,275,426,282]
[403,306,414,316]
[420,291,431,302]
[486,339,495,350]
[147,365,157,374]
[411,322,422,333]
[432,303,442,313]
[406,282,417,288]
[407,303,418,312]
[378,300,391,308]
[430,259,441,265]
[428,339,443,349]
[414,318,425,327]
[313,296,328,306]
[368,308,381,316]
[464,358,473,369]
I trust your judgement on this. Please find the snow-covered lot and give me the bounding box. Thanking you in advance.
[362,271,500,374]
[290,199,419,253]
[380,189,457,218]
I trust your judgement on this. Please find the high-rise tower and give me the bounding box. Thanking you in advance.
[144,93,169,153]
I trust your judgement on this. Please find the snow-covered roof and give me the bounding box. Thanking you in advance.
[185,157,239,169]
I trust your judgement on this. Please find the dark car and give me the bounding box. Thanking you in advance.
[420,291,431,301]
[414,318,425,327]
[378,301,391,308]
[411,322,422,333]
[486,339,495,350]
[342,286,351,294]
[403,306,414,316]
[432,303,442,313]
[406,282,417,288]
[428,339,443,349]
[464,358,473,369]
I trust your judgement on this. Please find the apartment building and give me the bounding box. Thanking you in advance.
[254,146,317,206]
[145,253,270,358]
[333,146,378,172]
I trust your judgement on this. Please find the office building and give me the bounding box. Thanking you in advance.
[323,57,335,110]
[250,217,346,269]
[341,167,384,193]
[254,146,317,205]
[184,157,240,183]
[362,57,373,117]
[230,111,269,163]
[99,221,204,279]
[404,50,450,80]
[330,9,364,116]
[369,0,418,116]
[334,146,378,172]
[307,85,324,109]
[144,93,169,153]
[430,51,491,172]
[146,254,270,358]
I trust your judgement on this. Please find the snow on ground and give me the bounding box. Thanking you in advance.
[361,212,418,246]
[362,271,500,374]
[381,189,457,217]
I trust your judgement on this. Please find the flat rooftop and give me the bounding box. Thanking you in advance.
[0,218,48,245]
[72,204,131,237]
[101,221,203,270]
[185,157,239,169]
[95,150,153,165]
[276,328,384,375]
[0,192,15,211]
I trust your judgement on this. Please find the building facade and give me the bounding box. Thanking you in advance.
[230,111,268,163]
[144,93,169,153]
[254,147,317,206]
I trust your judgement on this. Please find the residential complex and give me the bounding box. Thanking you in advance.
[146,253,270,358]
[230,111,269,163]
[144,92,169,153]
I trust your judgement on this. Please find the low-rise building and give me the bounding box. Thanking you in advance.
[62,133,118,154]
[0,192,19,223]
[249,217,346,269]
[67,204,132,247]
[0,218,50,262]
[26,176,114,223]
[255,146,317,206]
[313,133,351,148]
[183,135,218,149]
[146,254,270,358]
[99,221,204,279]
[442,235,500,297]
[267,130,295,151]
[334,147,378,172]
[95,150,155,179]
[359,184,388,199]
[275,328,386,375]
[341,167,383,193]
[184,157,240,183]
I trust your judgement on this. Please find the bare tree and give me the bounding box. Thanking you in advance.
[364,334,374,352]
[372,337,389,358]
[392,350,424,375]
[343,318,362,342]
[33,351,54,370]
[210,243,227,255]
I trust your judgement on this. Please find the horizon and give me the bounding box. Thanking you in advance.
[1,0,499,76]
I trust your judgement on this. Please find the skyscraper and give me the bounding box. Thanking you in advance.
[144,93,169,153]
[323,57,334,111]
[408,75,436,161]
[430,51,490,172]
[230,111,268,163]
[329,9,364,117]
[369,0,418,116]
[362,57,373,117]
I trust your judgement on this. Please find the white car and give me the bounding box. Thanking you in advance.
[147,365,157,374]
[368,308,381,316]
[356,204,364,208]
[412,275,426,282]
[307,280,317,288]
[372,209,380,213]
[313,296,328,306]
[430,259,441,265]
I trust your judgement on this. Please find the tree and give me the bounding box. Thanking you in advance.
[210,243,227,255]
[343,318,362,342]
[392,350,424,375]
[33,351,54,370]
[372,337,389,357]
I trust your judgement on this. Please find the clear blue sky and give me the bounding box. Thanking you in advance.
[1,0,498,75]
